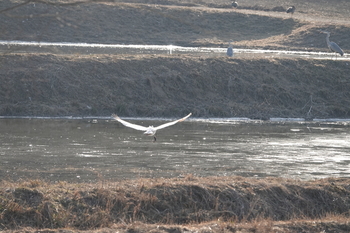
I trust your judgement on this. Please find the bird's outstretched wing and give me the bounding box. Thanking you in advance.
[112,114,148,131]
[155,113,192,130]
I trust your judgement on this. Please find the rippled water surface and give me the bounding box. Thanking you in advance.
[1,118,349,182]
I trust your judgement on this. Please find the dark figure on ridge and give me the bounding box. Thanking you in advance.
[286,6,295,15]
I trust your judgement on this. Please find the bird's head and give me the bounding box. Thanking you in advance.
[320,31,330,35]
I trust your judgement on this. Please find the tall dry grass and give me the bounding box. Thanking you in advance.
[1,176,349,231]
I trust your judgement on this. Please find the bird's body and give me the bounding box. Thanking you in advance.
[321,31,344,56]
[112,113,192,141]
[227,41,234,57]
[286,6,295,15]
[232,1,238,8]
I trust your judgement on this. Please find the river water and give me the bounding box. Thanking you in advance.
[1,117,349,182]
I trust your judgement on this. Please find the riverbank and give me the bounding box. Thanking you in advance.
[1,53,350,119]
[1,176,350,232]
[1,0,350,118]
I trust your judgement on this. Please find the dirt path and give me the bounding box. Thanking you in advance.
[155,3,350,26]
[237,9,350,26]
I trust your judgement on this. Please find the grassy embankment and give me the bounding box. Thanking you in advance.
[1,54,350,118]
[1,176,350,232]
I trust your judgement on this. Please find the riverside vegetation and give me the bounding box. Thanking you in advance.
[1,176,350,232]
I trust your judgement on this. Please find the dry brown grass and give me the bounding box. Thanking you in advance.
[1,54,350,118]
[1,0,350,118]
[1,176,350,232]
[1,0,350,51]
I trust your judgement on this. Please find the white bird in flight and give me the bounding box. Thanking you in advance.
[112,113,192,142]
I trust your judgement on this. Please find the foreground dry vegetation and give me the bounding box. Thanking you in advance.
[1,176,350,232]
